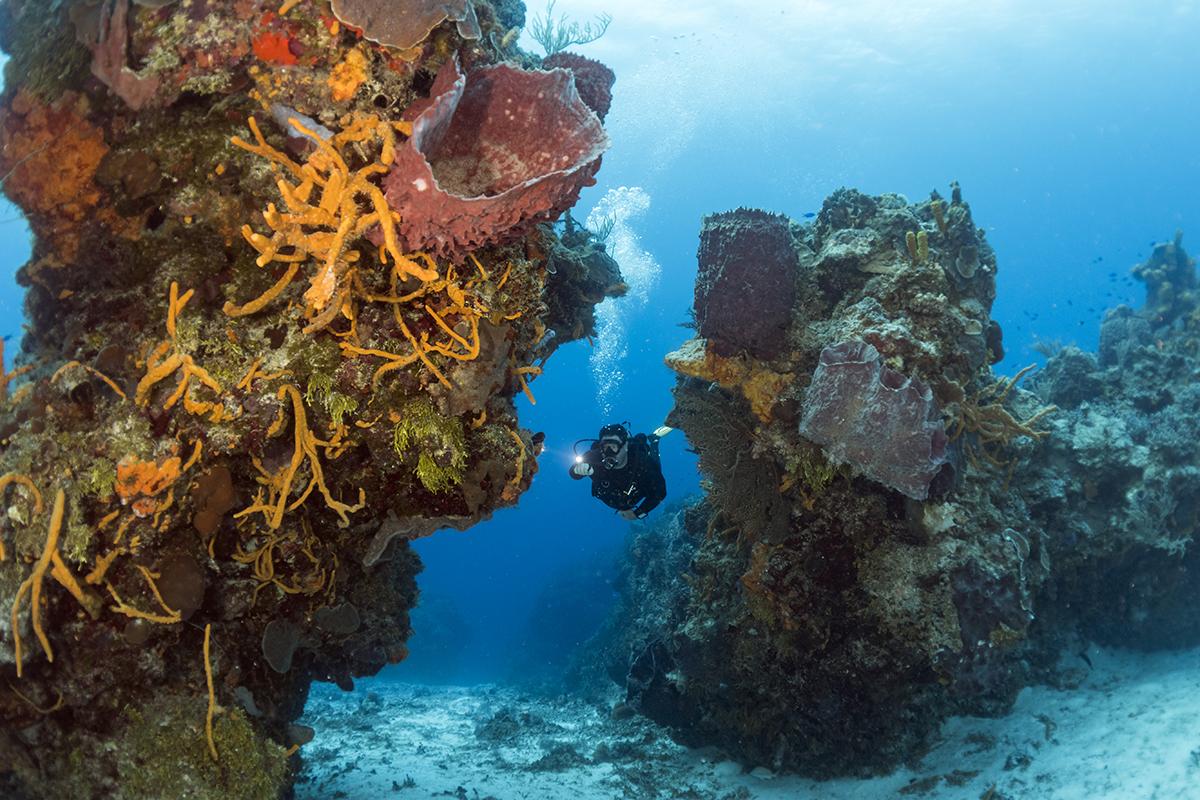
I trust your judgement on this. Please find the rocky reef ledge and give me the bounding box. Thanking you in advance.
[0,1,620,797]
[577,189,1200,777]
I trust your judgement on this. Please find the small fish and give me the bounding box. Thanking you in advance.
[802,212,816,218]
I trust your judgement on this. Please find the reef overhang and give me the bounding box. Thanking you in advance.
[0,2,620,797]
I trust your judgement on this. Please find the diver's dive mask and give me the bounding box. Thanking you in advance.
[599,438,626,469]
[597,423,630,469]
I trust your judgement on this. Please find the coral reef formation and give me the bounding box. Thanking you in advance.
[1025,232,1200,651]
[587,187,1061,775]
[527,0,611,57]
[585,193,1200,778]
[0,2,619,796]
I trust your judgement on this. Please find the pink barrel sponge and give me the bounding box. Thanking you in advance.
[383,57,610,260]
[542,52,616,121]
[799,341,949,500]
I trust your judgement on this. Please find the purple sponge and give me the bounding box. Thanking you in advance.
[800,341,948,500]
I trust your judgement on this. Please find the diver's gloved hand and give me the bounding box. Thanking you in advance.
[570,462,593,477]
[653,426,674,438]
[619,509,640,521]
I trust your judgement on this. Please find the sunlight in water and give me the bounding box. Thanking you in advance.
[585,186,660,416]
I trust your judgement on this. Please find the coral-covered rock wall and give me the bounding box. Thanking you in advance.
[1025,232,1200,652]
[586,193,1200,778]
[0,1,619,797]
[593,187,1060,776]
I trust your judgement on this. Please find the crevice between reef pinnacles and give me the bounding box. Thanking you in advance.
[575,190,1200,777]
[0,1,619,797]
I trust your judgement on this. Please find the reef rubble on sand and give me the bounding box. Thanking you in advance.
[576,190,1200,776]
[295,644,1200,800]
[0,1,620,797]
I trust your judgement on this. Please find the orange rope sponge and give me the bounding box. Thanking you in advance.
[10,488,65,678]
[234,385,365,530]
[203,623,218,762]
[136,285,225,419]
[501,430,527,503]
[227,114,436,332]
[50,360,127,400]
[0,473,43,562]
[0,338,34,404]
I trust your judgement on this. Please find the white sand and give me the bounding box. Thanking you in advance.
[294,646,1200,799]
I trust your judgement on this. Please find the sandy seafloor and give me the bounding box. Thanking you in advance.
[294,646,1200,800]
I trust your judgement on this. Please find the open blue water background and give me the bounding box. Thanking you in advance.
[1,1,1197,684]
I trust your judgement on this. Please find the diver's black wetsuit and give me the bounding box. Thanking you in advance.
[570,433,666,518]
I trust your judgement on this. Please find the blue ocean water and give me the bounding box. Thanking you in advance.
[387,0,1200,685]
[2,1,1197,687]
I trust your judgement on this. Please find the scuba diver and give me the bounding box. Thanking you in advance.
[569,423,672,520]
